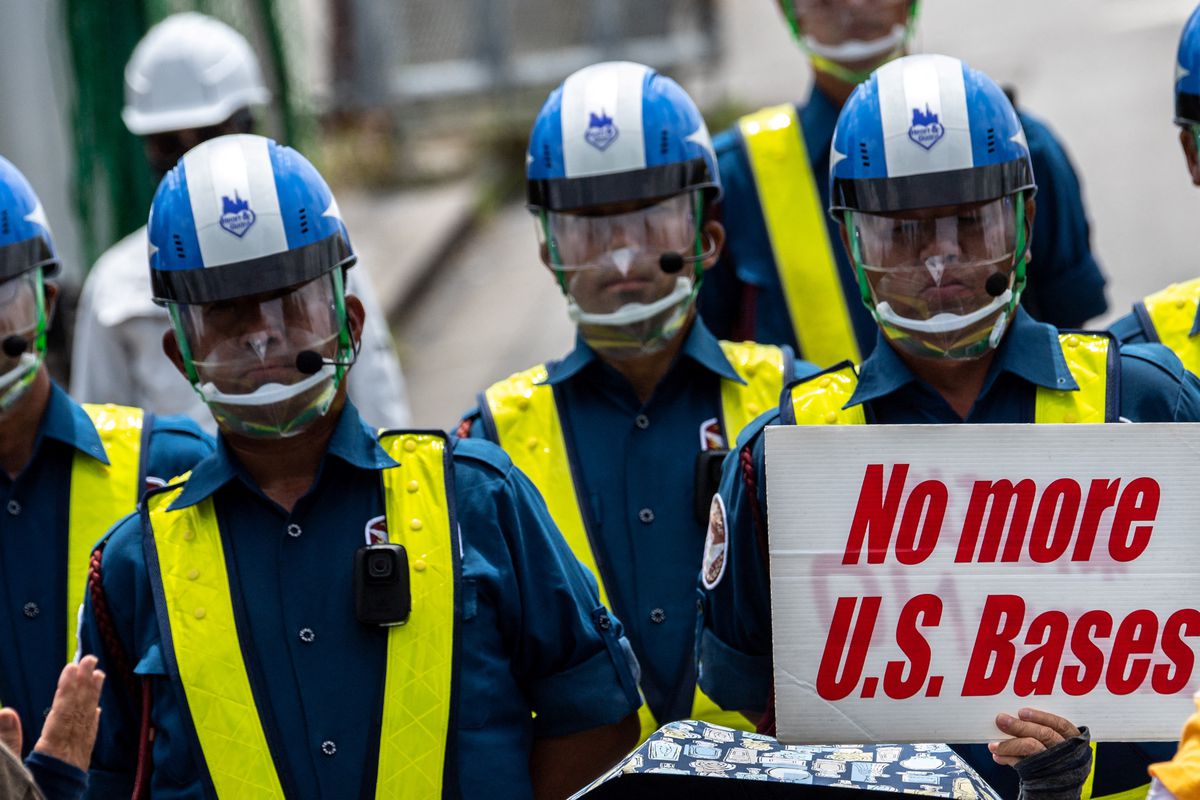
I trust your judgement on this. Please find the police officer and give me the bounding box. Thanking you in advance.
[79,134,641,798]
[1110,3,1200,374]
[697,54,1197,799]
[700,0,1107,368]
[458,61,813,739]
[0,155,210,758]
[70,11,412,431]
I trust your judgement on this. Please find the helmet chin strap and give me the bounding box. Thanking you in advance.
[566,277,694,327]
[197,364,335,407]
[874,288,1013,335]
[804,24,907,63]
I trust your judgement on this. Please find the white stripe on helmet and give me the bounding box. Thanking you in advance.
[183,134,288,268]
[560,61,649,179]
[878,54,973,179]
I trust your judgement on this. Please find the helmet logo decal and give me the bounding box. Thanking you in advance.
[908,103,945,151]
[219,190,257,238]
[584,109,619,151]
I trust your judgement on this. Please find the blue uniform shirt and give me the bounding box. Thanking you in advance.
[462,319,813,724]
[700,88,1109,356]
[80,401,641,800]
[0,382,210,754]
[698,310,1194,795]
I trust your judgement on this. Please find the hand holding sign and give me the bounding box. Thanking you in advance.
[989,708,1081,767]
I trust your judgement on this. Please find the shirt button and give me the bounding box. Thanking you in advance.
[635,414,650,430]
[638,508,655,524]
[650,608,666,624]
[23,602,39,619]
[321,740,337,756]
[6,500,20,516]
[299,628,315,644]
[286,524,302,538]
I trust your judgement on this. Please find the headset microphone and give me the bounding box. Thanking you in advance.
[659,251,684,273]
[295,350,355,375]
[2,335,27,358]
[985,273,1009,298]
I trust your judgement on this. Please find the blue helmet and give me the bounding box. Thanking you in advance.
[526,61,720,212]
[1177,5,1200,126]
[0,155,59,282]
[829,53,1035,217]
[149,133,355,305]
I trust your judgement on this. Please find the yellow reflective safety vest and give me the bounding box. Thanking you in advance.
[67,404,145,661]
[144,432,455,799]
[481,341,787,739]
[739,103,862,368]
[785,333,1153,800]
[785,333,1115,426]
[1134,277,1200,375]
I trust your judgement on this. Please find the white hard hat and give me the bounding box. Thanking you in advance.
[122,12,272,136]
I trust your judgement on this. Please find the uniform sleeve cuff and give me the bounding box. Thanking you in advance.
[25,751,88,800]
[530,638,641,739]
[697,626,771,714]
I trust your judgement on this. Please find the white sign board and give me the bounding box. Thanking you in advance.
[765,423,1200,744]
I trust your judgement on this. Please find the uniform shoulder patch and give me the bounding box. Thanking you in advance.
[702,494,729,590]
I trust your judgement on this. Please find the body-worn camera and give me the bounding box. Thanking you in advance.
[354,544,411,627]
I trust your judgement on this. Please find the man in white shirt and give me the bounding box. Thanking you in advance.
[71,12,411,431]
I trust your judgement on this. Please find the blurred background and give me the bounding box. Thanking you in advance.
[1,0,1195,426]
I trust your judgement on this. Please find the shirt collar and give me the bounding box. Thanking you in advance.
[989,307,1077,392]
[846,308,1074,408]
[169,401,396,510]
[41,383,109,464]
[544,318,742,386]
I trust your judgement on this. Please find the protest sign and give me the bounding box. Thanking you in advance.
[765,423,1200,743]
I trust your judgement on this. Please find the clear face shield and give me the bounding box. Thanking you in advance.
[170,271,352,438]
[784,0,914,79]
[0,268,46,413]
[536,192,714,358]
[846,196,1027,360]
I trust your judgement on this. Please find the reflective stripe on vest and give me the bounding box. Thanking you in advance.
[1082,742,1151,800]
[1137,277,1200,375]
[69,404,144,661]
[739,103,862,368]
[482,341,784,737]
[789,334,1113,426]
[145,432,454,798]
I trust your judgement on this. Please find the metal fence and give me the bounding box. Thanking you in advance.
[328,0,719,114]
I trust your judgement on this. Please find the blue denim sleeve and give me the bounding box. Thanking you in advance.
[1109,310,1151,345]
[25,752,87,800]
[451,438,641,739]
[1117,343,1200,421]
[696,413,777,714]
[1019,110,1108,327]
